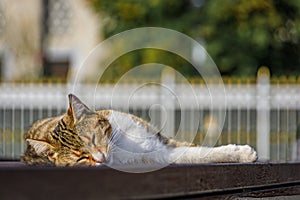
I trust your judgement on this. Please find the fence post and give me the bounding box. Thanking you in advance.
[161,69,175,137]
[256,67,271,160]
[297,126,300,161]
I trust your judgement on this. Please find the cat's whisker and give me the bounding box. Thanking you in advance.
[108,130,120,146]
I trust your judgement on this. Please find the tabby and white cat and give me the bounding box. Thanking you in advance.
[22,94,257,167]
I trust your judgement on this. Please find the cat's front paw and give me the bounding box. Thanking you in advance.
[237,145,258,163]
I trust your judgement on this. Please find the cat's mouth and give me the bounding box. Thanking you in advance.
[91,152,106,164]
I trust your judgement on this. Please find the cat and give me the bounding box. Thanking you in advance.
[22,94,257,167]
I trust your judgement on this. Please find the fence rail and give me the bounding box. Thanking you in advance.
[1,74,300,161]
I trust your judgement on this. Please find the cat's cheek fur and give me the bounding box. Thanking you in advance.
[47,153,59,166]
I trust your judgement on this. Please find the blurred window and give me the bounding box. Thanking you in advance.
[43,49,70,79]
[49,0,72,35]
[0,54,2,81]
[0,1,5,37]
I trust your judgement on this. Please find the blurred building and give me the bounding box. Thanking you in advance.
[0,0,102,81]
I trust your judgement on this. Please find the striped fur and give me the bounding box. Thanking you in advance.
[22,95,112,166]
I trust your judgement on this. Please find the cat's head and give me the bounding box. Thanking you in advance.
[24,94,112,166]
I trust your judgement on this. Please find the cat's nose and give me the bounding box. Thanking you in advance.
[92,152,106,163]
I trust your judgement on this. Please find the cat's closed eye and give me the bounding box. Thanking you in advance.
[77,156,88,162]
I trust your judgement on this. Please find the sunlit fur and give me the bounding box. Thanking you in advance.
[22,94,257,166]
[22,95,112,166]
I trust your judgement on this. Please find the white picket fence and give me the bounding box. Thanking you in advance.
[0,75,300,161]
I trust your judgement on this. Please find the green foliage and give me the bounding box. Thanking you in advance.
[90,0,300,78]
[200,0,300,76]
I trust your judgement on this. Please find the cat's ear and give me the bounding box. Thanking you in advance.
[67,94,96,123]
[26,139,53,155]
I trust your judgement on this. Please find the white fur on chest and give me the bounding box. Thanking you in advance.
[106,111,167,164]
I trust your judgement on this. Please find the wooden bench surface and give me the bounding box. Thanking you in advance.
[0,162,300,199]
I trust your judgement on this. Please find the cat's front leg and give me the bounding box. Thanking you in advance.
[172,144,257,164]
[211,144,258,163]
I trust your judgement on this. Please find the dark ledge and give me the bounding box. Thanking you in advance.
[0,162,300,199]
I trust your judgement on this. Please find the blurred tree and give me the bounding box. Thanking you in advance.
[90,0,300,78]
[199,0,300,76]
